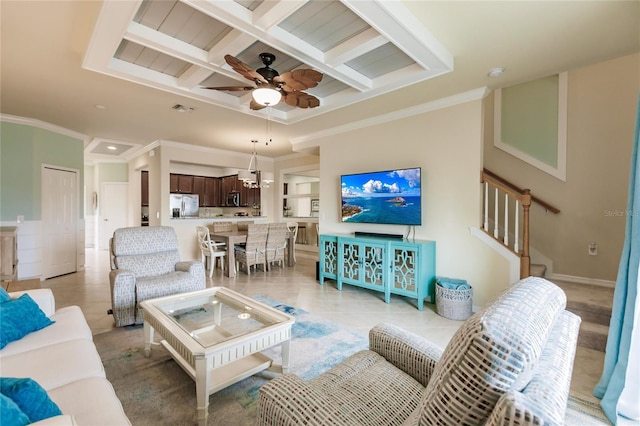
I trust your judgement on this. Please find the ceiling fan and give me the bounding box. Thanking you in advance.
[203,53,323,110]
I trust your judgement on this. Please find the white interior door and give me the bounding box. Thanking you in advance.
[100,182,129,250]
[42,167,78,279]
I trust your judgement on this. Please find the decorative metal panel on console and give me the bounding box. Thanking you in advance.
[392,247,417,292]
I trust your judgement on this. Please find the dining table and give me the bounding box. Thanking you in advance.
[208,229,295,278]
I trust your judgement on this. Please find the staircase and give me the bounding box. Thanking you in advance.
[552,280,613,352]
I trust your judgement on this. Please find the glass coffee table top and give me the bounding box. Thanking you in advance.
[150,289,283,348]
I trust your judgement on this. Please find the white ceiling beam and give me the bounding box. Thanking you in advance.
[178,65,213,89]
[125,22,212,69]
[207,29,256,65]
[182,0,372,91]
[252,0,310,31]
[182,0,254,30]
[342,0,453,72]
[324,28,387,67]
[82,0,143,71]
[126,22,249,85]
[110,57,290,123]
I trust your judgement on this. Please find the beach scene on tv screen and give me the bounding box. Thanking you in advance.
[341,168,421,225]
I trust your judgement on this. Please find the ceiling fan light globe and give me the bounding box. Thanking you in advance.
[252,88,281,106]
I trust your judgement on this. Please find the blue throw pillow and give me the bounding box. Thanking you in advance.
[0,393,30,426]
[0,286,11,303]
[0,294,54,349]
[0,377,62,422]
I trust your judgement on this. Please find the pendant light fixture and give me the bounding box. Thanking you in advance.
[238,107,275,188]
[238,140,274,188]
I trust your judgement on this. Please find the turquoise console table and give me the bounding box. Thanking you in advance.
[319,234,436,310]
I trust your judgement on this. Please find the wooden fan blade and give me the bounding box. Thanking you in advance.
[225,54,268,85]
[275,69,323,92]
[202,86,254,92]
[282,91,320,109]
[250,100,267,111]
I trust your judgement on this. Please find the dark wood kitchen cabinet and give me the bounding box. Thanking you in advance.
[169,174,194,193]
[240,185,261,207]
[204,177,220,207]
[193,176,205,206]
[220,175,239,206]
[141,171,149,206]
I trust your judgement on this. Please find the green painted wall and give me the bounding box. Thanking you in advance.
[501,74,559,167]
[0,121,84,221]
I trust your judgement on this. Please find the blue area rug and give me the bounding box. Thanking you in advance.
[95,296,369,425]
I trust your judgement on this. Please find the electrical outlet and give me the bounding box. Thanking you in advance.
[588,243,598,256]
[17,215,24,223]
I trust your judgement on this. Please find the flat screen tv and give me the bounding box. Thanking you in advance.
[341,167,421,226]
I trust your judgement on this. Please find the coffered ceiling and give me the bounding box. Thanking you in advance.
[82,0,453,125]
[1,1,638,161]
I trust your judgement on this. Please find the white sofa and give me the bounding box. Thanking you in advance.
[0,289,130,425]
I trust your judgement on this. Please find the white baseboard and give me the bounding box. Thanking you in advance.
[549,273,616,288]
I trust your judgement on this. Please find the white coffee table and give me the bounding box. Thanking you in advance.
[140,287,294,425]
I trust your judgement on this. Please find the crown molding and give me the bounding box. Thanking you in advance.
[289,87,489,150]
[156,139,274,164]
[0,114,89,143]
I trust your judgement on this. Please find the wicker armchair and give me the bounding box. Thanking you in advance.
[258,277,581,425]
[235,223,268,275]
[265,223,288,270]
[108,226,205,327]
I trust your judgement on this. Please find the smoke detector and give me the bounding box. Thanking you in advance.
[488,67,505,78]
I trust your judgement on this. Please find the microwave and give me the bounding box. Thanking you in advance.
[227,192,240,207]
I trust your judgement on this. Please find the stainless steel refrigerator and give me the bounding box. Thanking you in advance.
[170,194,199,218]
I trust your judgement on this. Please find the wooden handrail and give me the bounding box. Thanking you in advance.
[480,170,535,279]
[482,168,560,214]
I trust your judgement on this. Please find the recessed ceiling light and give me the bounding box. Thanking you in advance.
[488,67,505,78]
[107,146,117,151]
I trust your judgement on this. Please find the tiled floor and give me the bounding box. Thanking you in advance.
[33,247,604,402]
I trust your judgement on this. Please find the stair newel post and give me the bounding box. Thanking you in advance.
[520,189,532,278]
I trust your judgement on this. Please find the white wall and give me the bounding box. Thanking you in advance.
[316,98,511,306]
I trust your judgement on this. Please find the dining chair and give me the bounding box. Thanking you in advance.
[237,220,254,231]
[211,221,234,232]
[235,223,268,275]
[265,223,288,270]
[196,225,226,277]
[286,222,299,262]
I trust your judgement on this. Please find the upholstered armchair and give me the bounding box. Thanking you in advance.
[258,277,581,425]
[109,226,205,327]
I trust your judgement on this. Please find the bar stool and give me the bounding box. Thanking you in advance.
[286,222,299,262]
[298,225,307,244]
